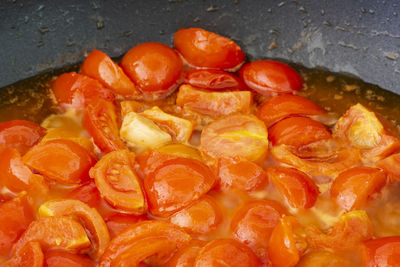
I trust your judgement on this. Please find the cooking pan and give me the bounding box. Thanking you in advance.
[0,0,399,95]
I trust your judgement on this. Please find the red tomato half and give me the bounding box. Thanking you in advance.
[362,236,400,267]
[2,241,43,267]
[0,120,46,155]
[121,42,183,98]
[44,250,95,267]
[257,94,325,127]
[184,69,246,90]
[239,60,302,95]
[174,28,245,70]
[81,50,138,97]
[51,72,115,109]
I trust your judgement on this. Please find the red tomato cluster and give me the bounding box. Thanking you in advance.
[0,27,400,267]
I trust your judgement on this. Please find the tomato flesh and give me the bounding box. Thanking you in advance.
[44,250,95,267]
[362,236,400,267]
[184,69,246,90]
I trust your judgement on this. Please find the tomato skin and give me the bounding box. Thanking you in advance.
[362,236,400,267]
[81,49,138,96]
[0,194,34,257]
[121,42,183,97]
[194,238,261,267]
[2,241,43,267]
[106,213,147,238]
[257,94,325,127]
[67,181,102,208]
[268,116,331,148]
[230,199,287,262]
[174,28,245,70]
[83,98,126,153]
[330,166,386,211]
[0,120,46,155]
[89,150,147,214]
[169,195,222,235]
[44,250,95,267]
[239,60,302,95]
[184,69,246,90]
[216,157,268,192]
[52,72,115,109]
[23,139,96,185]
[267,166,319,209]
[144,157,215,217]
[165,239,207,267]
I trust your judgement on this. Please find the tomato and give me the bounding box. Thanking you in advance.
[176,84,252,118]
[23,139,96,185]
[184,69,246,90]
[257,94,325,127]
[0,120,46,155]
[270,144,361,178]
[81,49,138,97]
[51,72,115,109]
[216,157,268,193]
[306,210,373,251]
[169,195,222,235]
[67,181,101,208]
[99,220,191,267]
[330,167,386,211]
[194,238,261,267]
[83,98,126,153]
[239,60,302,95]
[44,250,95,267]
[230,199,287,262]
[174,28,245,70]
[0,146,48,198]
[200,114,269,162]
[89,150,146,214]
[362,236,400,267]
[268,216,307,267]
[377,153,400,182]
[0,194,34,256]
[164,239,206,267]
[106,214,147,238]
[2,242,43,267]
[41,128,95,154]
[144,157,215,217]
[38,199,110,259]
[13,216,90,254]
[136,149,179,178]
[267,166,319,209]
[268,116,331,148]
[120,42,183,98]
[157,144,202,161]
[297,250,353,267]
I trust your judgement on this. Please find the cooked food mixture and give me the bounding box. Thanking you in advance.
[1,27,400,267]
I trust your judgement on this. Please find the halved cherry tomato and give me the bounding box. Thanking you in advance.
[174,28,245,70]
[267,166,319,209]
[268,216,307,267]
[99,220,191,267]
[239,60,302,95]
[306,210,373,250]
[176,84,252,118]
[200,114,269,162]
[164,239,206,267]
[194,238,261,267]
[23,139,96,184]
[67,181,101,208]
[2,241,43,267]
[0,194,34,257]
[51,72,115,109]
[83,98,126,153]
[44,250,95,267]
[0,145,48,198]
[157,144,202,161]
[0,120,46,155]
[257,94,325,127]
[89,150,146,214]
[184,69,246,90]
[81,49,138,97]
[38,199,110,259]
[169,195,222,235]
[230,199,287,262]
[144,157,215,217]
[216,157,268,192]
[268,117,331,148]
[362,236,400,267]
[330,167,386,211]
[297,250,352,267]
[106,214,147,238]
[13,216,90,254]
[120,42,183,98]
